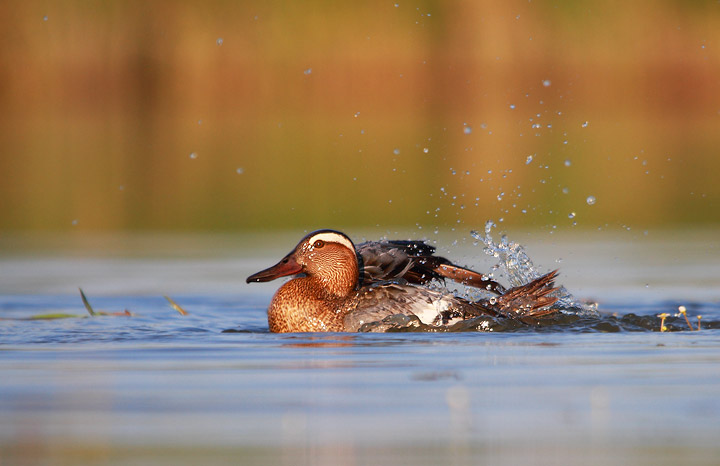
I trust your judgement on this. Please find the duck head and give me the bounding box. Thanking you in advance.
[246,230,360,297]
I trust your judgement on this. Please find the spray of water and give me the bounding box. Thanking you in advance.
[471,221,598,316]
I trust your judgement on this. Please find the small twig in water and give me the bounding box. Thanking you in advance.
[164,296,189,316]
[78,288,96,316]
[678,305,693,331]
[657,313,669,332]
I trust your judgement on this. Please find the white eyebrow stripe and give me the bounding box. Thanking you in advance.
[308,232,355,251]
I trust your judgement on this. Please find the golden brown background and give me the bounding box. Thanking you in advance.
[2,0,719,232]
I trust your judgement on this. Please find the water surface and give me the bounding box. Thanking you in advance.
[1,231,719,465]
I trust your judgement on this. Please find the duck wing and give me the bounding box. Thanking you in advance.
[344,270,561,332]
[343,281,480,332]
[356,240,505,294]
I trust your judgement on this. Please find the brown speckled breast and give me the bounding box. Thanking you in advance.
[267,278,349,332]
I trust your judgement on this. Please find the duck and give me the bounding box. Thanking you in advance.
[246,229,560,333]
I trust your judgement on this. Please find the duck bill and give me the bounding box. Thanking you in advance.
[246,254,303,283]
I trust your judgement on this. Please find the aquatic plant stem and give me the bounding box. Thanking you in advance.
[79,288,96,316]
[165,296,189,316]
[678,306,693,331]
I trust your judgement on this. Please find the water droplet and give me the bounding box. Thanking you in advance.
[198,120,203,125]
[423,147,429,153]
[542,79,551,87]
[118,185,125,191]
[304,68,312,75]
[354,112,360,118]
[562,187,569,194]
[586,195,596,205]
[497,192,504,201]
[393,148,400,155]
[71,219,78,226]
[465,170,470,175]
[463,125,472,134]
[568,212,576,219]
[525,155,534,164]
[216,38,223,46]
[509,104,516,110]
[189,152,198,159]
[43,15,48,21]
[564,159,571,167]
[582,121,589,128]
[394,2,399,7]
[236,168,244,175]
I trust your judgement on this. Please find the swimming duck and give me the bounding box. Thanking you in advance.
[247,229,559,333]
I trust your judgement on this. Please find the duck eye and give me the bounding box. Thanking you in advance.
[313,240,325,249]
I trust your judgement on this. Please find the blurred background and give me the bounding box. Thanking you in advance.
[1,0,719,234]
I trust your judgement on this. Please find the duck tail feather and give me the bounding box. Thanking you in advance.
[491,270,560,319]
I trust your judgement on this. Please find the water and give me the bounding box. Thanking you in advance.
[1,231,719,465]
[473,222,598,316]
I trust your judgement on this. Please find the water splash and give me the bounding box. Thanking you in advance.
[471,221,598,315]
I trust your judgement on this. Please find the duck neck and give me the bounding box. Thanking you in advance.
[316,268,358,299]
[309,251,360,299]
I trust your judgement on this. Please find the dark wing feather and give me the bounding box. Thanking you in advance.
[356,240,505,294]
[356,240,443,284]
